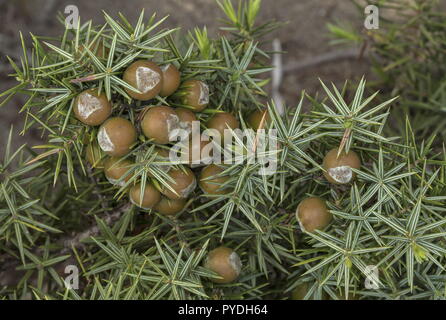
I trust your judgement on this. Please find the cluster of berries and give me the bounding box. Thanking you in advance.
[73,58,248,283]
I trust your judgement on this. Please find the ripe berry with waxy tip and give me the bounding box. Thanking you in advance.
[141,106,179,145]
[129,182,161,209]
[159,64,181,97]
[199,164,230,195]
[73,88,112,126]
[123,60,163,101]
[296,197,332,233]
[161,167,196,200]
[181,79,209,112]
[104,157,134,186]
[204,246,242,284]
[322,147,361,184]
[97,117,137,157]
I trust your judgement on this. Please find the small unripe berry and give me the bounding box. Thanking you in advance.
[206,112,239,141]
[181,80,209,112]
[73,88,112,126]
[205,246,242,284]
[123,60,163,101]
[199,164,230,195]
[98,117,137,157]
[296,197,332,233]
[159,64,181,97]
[154,197,187,215]
[141,106,180,144]
[161,167,196,200]
[322,147,361,184]
[129,182,161,209]
[104,157,134,186]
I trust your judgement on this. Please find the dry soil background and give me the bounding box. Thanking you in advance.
[0,0,369,155]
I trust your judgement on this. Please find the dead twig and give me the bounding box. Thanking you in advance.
[58,203,132,252]
[271,38,285,115]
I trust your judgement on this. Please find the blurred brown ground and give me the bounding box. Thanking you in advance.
[0,0,369,155]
